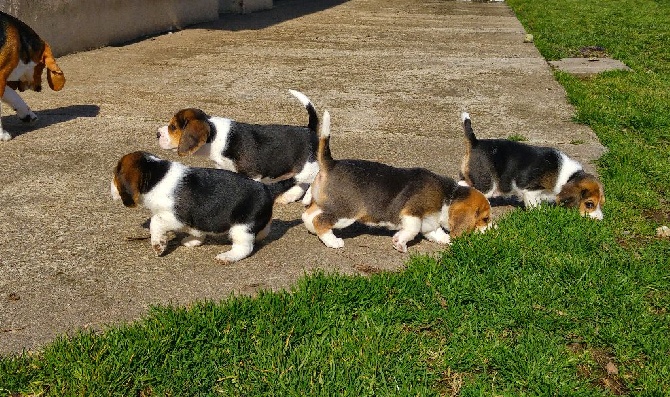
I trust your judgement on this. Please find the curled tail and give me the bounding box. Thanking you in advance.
[461,112,477,146]
[289,89,319,132]
[317,110,335,173]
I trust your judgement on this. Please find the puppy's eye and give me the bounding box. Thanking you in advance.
[168,124,176,131]
[585,201,595,210]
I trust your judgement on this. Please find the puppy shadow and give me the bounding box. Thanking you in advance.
[2,104,100,139]
[140,218,303,257]
[261,219,303,246]
[334,222,424,250]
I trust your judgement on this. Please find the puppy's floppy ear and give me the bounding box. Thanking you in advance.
[556,183,580,208]
[113,162,141,208]
[448,206,471,238]
[177,117,209,156]
[43,44,65,91]
[448,188,491,237]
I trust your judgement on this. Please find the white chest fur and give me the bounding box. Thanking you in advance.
[8,61,37,82]
[207,117,237,172]
[142,162,186,213]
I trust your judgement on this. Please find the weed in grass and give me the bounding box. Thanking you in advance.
[507,134,527,142]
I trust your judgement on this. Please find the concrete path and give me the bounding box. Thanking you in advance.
[0,0,604,354]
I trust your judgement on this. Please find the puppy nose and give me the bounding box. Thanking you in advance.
[156,130,161,139]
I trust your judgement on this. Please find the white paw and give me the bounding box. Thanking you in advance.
[19,111,37,123]
[276,185,304,204]
[182,236,204,247]
[319,232,344,249]
[424,228,451,245]
[392,233,408,253]
[215,248,251,264]
[0,130,11,141]
[152,240,167,256]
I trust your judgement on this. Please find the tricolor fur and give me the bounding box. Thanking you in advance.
[303,111,492,252]
[110,151,293,263]
[0,11,65,141]
[459,112,605,219]
[157,90,320,204]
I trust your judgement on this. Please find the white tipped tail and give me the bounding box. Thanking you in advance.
[289,89,312,107]
[321,110,331,137]
[289,89,319,132]
[461,112,470,123]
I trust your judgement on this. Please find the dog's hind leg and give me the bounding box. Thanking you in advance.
[216,224,255,263]
[310,209,344,249]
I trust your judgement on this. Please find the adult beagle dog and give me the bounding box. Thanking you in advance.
[157,90,319,204]
[111,151,293,263]
[0,11,65,141]
[459,112,605,219]
[302,111,492,253]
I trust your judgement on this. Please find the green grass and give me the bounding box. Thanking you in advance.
[507,134,527,142]
[2,0,669,395]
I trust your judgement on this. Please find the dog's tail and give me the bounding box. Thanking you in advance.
[289,89,319,132]
[461,112,478,146]
[317,110,335,173]
[267,178,298,201]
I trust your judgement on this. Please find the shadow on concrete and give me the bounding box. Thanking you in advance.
[134,217,304,258]
[1,104,100,139]
[200,0,349,31]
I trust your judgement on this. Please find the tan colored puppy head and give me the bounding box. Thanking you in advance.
[557,173,605,220]
[157,108,211,156]
[448,187,492,237]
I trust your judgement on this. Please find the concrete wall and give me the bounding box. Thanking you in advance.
[0,0,220,56]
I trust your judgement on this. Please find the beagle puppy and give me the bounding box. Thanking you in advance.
[303,111,492,253]
[459,112,605,219]
[111,151,292,263]
[157,90,319,204]
[0,11,65,141]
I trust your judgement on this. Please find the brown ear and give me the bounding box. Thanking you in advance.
[177,118,209,156]
[113,169,140,208]
[556,183,580,208]
[448,202,474,238]
[43,44,65,91]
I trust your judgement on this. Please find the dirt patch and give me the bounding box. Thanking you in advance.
[567,340,631,395]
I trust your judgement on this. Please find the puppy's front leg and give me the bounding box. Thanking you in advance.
[392,215,422,253]
[182,229,205,247]
[423,228,451,245]
[522,190,544,209]
[2,87,37,123]
[149,214,176,256]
